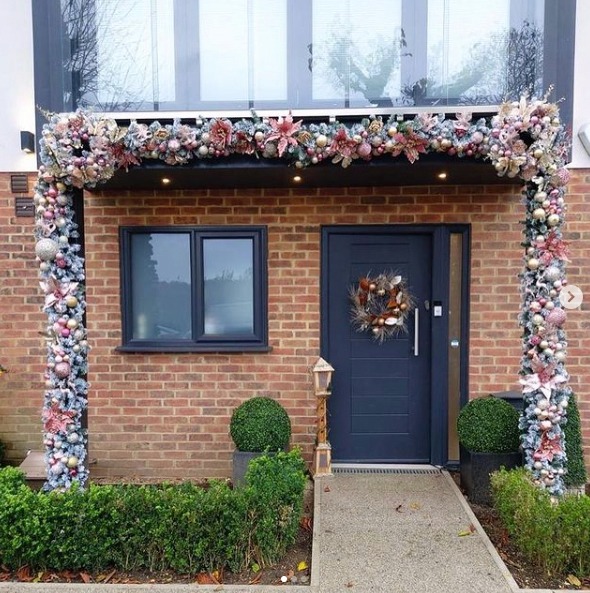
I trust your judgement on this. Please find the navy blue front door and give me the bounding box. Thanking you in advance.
[323,229,433,463]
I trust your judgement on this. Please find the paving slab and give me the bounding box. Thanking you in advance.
[316,471,514,593]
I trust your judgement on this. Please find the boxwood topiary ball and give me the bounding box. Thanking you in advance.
[457,396,520,453]
[230,396,291,452]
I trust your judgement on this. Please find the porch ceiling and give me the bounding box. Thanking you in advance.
[101,153,522,191]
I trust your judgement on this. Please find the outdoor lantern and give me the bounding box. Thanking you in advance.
[312,357,335,477]
[312,357,334,396]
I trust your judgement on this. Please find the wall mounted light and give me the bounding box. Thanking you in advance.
[20,131,35,154]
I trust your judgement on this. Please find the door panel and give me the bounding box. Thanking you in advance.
[324,230,432,463]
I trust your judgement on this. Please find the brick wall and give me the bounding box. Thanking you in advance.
[0,173,45,464]
[1,171,589,480]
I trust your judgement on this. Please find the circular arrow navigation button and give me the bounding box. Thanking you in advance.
[559,284,583,309]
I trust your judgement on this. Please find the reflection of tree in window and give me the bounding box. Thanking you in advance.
[60,0,174,110]
[204,267,254,335]
[131,234,192,340]
[321,29,409,106]
[412,21,543,106]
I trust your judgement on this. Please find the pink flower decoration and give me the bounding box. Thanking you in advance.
[520,370,567,398]
[264,114,302,157]
[209,119,233,150]
[542,230,570,262]
[40,277,79,310]
[534,432,563,462]
[329,128,358,167]
[111,143,141,171]
[43,404,76,434]
[234,131,255,155]
[391,130,428,164]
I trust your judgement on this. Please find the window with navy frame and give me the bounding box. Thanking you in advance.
[119,226,268,352]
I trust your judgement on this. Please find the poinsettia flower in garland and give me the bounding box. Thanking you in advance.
[264,114,302,157]
[390,125,429,163]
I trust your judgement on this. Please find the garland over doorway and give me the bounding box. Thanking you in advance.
[34,96,572,494]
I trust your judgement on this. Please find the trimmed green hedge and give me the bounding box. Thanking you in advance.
[563,394,588,488]
[0,449,307,574]
[491,468,590,577]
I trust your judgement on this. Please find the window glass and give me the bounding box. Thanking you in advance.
[426,0,544,104]
[130,233,192,340]
[44,0,557,113]
[312,0,403,107]
[199,0,288,103]
[62,0,176,110]
[203,238,254,335]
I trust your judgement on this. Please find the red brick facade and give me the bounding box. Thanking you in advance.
[1,171,588,479]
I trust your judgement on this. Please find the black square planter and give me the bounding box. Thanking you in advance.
[460,446,523,506]
[232,450,277,487]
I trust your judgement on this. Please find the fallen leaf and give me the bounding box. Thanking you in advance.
[395,504,403,512]
[345,581,354,588]
[251,563,261,573]
[566,574,582,587]
[324,485,331,492]
[458,528,474,537]
[79,572,92,584]
[249,572,262,585]
[300,516,313,531]
[288,569,295,578]
[409,502,422,510]
[32,572,44,583]
[297,561,308,571]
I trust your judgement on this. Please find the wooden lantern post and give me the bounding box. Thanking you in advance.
[312,357,334,477]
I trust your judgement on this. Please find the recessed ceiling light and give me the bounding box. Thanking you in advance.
[437,172,447,180]
[293,175,302,183]
[161,177,171,185]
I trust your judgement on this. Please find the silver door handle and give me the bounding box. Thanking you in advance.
[414,308,419,357]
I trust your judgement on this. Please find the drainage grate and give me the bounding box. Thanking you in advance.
[332,466,441,475]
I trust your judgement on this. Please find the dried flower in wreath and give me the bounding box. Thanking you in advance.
[349,272,415,343]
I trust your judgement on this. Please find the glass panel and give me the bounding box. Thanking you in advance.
[426,0,544,105]
[131,233,192,340]
[52,0,549,112]
[203,239,254,335]
[199,0,287,103]
[311,0,404,107]
[447,232,463,462]
[61,0,175,110]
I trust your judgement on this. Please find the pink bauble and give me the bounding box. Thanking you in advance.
[357,142,372,158]
[546,308,566,327]
[54,361,71,378]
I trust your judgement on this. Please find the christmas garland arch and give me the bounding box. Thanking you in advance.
[35,96,572,494]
